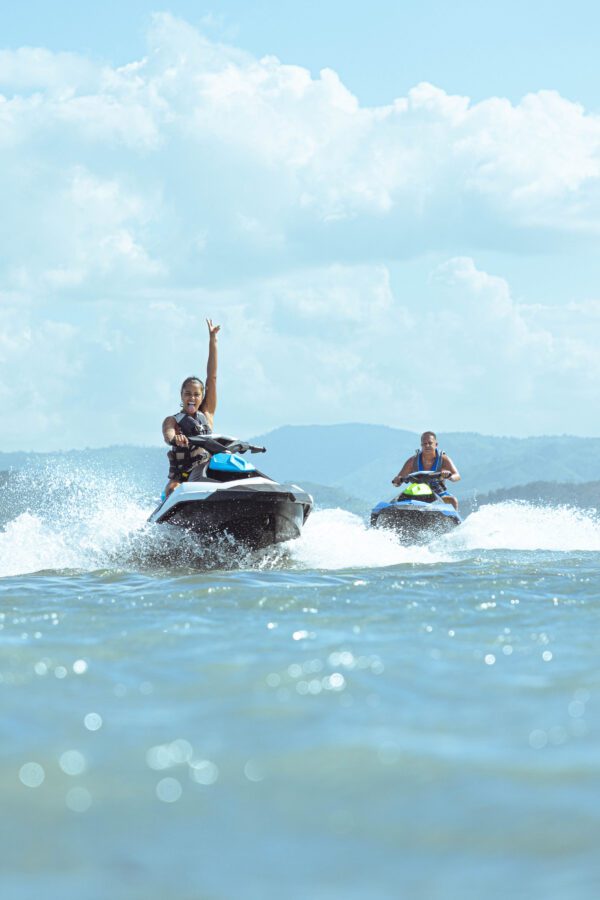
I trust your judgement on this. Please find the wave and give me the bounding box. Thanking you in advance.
[449,500,600,552]
[0,462,192,577]
[286,501,600,569]
[1,464,599,577]
[288,508,449,570]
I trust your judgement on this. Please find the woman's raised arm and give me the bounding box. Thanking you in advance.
[201,318,220,422]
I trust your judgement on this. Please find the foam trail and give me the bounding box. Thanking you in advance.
[288,508,450,570]
[0,462,154,576]
[447,501,600,552]
[0,462,291,576]
[0,506,151,578]
[3,463,599,578]
[0,512,83,576]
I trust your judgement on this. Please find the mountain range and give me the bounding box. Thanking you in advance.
[1,425,599,506]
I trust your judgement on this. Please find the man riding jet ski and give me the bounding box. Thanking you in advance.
[370,470,461,542]
[149,434,313,551]
[392,431,461,510]
[370,432,461,541]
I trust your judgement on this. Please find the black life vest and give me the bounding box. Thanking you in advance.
[167,411,212,479]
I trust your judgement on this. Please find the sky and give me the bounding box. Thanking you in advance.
[2,1,600,450]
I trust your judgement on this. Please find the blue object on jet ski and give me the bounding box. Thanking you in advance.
[208,452,257,473]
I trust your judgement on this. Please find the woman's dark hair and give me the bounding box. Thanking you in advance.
[180,376,205,394]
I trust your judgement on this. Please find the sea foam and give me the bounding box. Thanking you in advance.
[449,500,600,552]
[2,460,599,577]
[288,508,449,570]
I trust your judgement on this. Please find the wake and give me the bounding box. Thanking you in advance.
[451,500,600,552]
[1,463,599,577]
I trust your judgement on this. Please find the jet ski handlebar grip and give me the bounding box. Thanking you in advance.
[226,442,266,454]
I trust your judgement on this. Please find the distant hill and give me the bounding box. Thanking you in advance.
[300,482,370,517]
[248,425,600,501]
[2,425,600,504]
[471,480,600,512]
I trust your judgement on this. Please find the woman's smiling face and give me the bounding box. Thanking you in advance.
[181,381,204,415]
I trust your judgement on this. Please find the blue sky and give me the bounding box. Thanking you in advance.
[5,1,600,110]
[2,2,600,449]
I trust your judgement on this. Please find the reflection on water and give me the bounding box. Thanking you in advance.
[2,467,600,897]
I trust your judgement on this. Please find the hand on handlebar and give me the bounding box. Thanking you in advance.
[171,433,189,447]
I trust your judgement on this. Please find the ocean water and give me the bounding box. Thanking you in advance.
[1,464,600,899]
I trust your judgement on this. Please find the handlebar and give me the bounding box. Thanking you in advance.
[187,434,266,455]
[399,470,444,484]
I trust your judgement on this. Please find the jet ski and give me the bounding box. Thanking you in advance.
[148,434,313,550]
[370,471,461,542]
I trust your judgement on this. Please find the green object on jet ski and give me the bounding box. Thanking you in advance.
[402,482,433,497]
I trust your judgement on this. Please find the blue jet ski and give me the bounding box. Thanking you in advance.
[149,434,313,550]
[370,471,461,542]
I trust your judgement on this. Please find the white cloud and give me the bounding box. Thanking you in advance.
[3,255,598,449]
[272,264,393,322]
[432,256,553,356]
[2,11,600,282]
[0,47,99,94]
[421,257,600,431]
[2,166,165,293]
[1,16,600,446]
[0,301,82,434]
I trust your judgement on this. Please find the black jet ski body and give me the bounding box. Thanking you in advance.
[371,471,461,543]
[149,435,313,550]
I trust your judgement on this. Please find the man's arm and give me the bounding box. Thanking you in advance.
[440,454,460,482]
[392,455,416,486]
[200,318,220,427]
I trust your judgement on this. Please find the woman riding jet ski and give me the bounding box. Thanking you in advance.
[149,434,313,549]
[161,318,221,500]
[153,319,312,549]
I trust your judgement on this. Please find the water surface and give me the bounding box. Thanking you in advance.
[1,469,599,899]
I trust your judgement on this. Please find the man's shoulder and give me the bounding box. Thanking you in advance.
[399,452,418,471]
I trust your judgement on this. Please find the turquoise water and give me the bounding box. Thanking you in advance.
[1,470,600,899]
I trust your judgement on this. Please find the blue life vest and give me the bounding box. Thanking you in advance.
[414,449,448,496]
